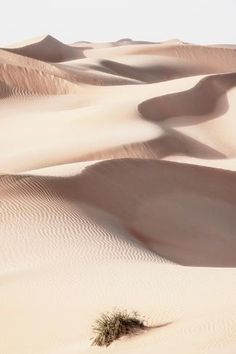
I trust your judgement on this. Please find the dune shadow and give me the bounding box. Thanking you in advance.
[0,81,14,99]
[76,128,225,163]
[113,38,156,47]
[61,158,236,267]
[145,130,226,159]
[138,73,236,126]
[101,59,205,83]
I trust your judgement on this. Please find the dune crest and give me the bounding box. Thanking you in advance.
[1,37,236,354]
[2,35,90,62]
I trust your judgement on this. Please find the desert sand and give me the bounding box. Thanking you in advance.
[1,35,236,354]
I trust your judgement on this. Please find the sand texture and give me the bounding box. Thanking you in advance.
[1,36,236,354]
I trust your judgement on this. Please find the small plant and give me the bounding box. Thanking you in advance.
[91,310,146,347]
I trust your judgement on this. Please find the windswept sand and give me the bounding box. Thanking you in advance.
[1,36,236,354]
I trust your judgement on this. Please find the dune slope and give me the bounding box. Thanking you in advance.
[0,36,236,354]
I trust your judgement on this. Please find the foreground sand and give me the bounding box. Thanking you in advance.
[1,36,236,354]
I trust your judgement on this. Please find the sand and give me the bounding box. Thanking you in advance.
[0,36,236,354]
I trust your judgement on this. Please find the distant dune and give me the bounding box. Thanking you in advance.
[1,36,236,354]
[2,35,90,62]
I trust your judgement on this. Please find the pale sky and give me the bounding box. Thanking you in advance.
[1,0,236,46]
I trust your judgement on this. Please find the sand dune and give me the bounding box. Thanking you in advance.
[74,158,236,266]
[85,41,236,70]
[1,36,236,354]
[139,72,236,121]
[2,35,90,62]
[0,63,81,96]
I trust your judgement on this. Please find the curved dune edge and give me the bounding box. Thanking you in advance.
[138,72,236,122]
[1,38,236,354]
[1,71,236,172]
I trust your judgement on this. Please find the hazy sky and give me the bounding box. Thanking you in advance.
[1,0,236,46]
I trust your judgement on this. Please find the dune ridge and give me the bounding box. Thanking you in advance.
[1,36,236,354]
[2,35,90,62]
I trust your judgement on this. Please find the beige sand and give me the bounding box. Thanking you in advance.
[1,36,236,354]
